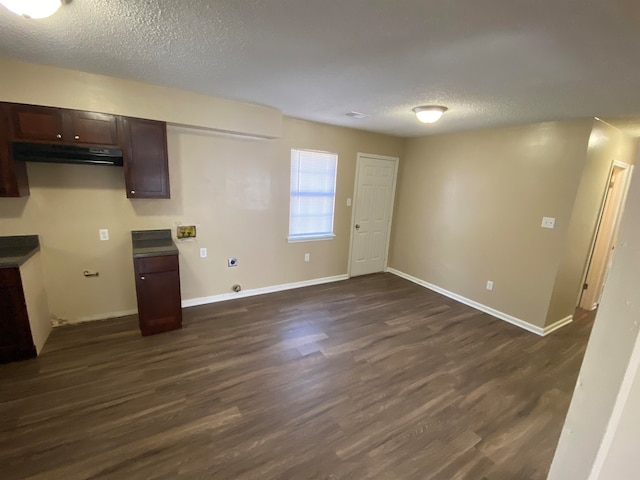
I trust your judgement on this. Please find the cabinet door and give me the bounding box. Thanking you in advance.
[0,269,36,363]
[0,103,29,197]
[67,110,120,146]
[10,104,65,143]
[134,258,182,336]
[124,118,170,199]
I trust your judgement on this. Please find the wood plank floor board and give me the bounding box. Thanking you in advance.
[0,273,594,479]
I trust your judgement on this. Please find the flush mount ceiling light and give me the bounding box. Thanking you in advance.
[412,105,448,124]
[0,0,64,19]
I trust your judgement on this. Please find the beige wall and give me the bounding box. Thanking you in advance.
[546,121,637,325]
[389,120,593,328]
[0,61,404,323]
[597,355,640,480]
[0,57,282,138]
[548,147,640,480]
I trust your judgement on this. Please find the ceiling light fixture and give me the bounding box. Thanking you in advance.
[0,0,64,19]
[412,105,448,124]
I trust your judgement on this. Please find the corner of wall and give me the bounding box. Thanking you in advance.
[543,119,637,328]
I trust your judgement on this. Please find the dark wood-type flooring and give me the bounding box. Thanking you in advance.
[0,273,594,479]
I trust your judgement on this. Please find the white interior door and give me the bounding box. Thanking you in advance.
[579,162,633,310]
[349,154,398,277]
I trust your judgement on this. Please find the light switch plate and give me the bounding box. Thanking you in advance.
[486,280,494,291]
[346,198,352,207]
[304,253,310,262]
[99,229,109,241]
[541,217,556,229]
[200,248,207,258]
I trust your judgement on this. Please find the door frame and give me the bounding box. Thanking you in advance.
[577,160,634,309]
[347,152,400,277]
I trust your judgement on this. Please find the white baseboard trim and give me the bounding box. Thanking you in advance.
[543,315,574,335]
[181,274,350,308]
[53,274,350,326]
[54,272,572,336]
[386,268,571,336]
[52,309,138,327]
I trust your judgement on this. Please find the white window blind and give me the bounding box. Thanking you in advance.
[288,149,338,242]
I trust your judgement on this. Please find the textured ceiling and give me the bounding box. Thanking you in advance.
[1,0,640,137]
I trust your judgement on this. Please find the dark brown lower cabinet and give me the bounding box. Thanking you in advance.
[133,254,182,336]
[0,268,36,363]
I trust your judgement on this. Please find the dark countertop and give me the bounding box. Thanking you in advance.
[0,235,40,268]
[132,229,179,258]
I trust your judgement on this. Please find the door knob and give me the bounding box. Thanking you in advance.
[355,224,361,230]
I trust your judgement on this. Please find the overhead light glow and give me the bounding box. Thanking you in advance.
[0,0,62,19]
[413,105,448,124]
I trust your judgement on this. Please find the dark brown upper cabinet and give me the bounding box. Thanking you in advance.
[0,102,171,199]
[66,110,120,146]
[10,104,65,143]
[9,103,120,146]
[0,104,29,197]
[123,117,170,199]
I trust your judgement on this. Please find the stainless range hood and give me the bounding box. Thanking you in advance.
[12,142,124,167]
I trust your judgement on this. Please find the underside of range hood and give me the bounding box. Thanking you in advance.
[12,142,124,167]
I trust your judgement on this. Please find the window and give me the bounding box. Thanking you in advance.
[288,149,338,242]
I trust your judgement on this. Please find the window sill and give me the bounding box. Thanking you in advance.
[287,234,336,243]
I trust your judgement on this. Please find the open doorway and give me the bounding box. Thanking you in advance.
[579,161,633,310]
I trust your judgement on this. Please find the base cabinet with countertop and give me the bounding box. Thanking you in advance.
[132,230,182,336]
[0,236,51,363]
[0,268,36,362]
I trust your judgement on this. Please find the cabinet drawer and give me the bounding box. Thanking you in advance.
[0,268,21,288]
[135,254,178,274]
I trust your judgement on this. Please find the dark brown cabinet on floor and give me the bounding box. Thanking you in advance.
[9,103,120,146]
[124,117,170,199]
[133,255,182,336]
[0,268,36,362]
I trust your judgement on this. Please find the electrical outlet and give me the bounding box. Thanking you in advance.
[304,253,310,262]
[486,280,494,291]
[228,257,238,267]
[200,248,207,258]
[541,217,556,229]
[99,229,109,241]
[346,198,352,207]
